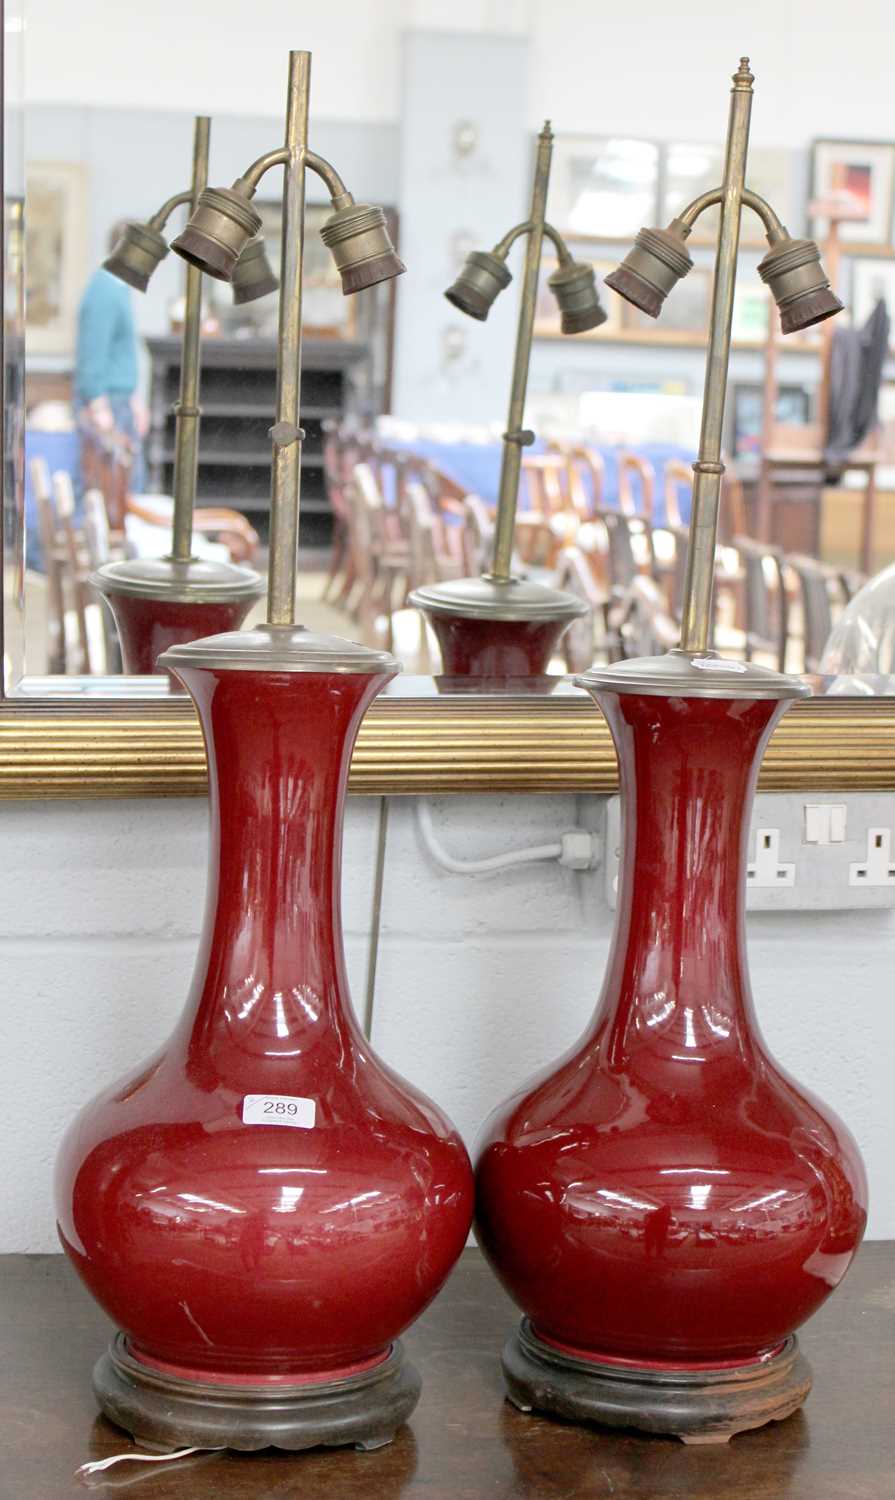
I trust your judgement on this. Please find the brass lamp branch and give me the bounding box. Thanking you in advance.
[147,189,193,234]
[677,186,788,244]
[492,220,575,267]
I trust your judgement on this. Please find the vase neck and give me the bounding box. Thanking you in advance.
[594,691,788,1068]
[175,666,390,1064]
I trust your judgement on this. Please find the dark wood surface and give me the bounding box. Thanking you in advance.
[2,1245,892,1498]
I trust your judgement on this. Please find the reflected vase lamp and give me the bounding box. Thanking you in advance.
[90,115,277,678]
[410,121,607,677]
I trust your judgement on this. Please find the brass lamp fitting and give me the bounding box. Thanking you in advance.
[319,202,406,294]
[604,222,693,319]
[446,250,513,321]
[548,259,607,333]
[172,186,263,281]
[103,222,170,292]
[757,236,843,333]
[231,235,280,305]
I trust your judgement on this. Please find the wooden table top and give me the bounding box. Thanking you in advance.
[2,1245,892,1499]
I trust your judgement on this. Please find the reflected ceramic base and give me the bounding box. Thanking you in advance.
[502,1320,812,1444]
[94,1333,421,1453]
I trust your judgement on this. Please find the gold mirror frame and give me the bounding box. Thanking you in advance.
[5,13,894,800]
[0,692,893,798]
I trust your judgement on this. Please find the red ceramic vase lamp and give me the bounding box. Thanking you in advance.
[90,115,272,678]
[474,58,864,1444]
[410,123,607,676]
[57,50,473,1455]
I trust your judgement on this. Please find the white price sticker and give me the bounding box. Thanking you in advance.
[242,1094,316,1129]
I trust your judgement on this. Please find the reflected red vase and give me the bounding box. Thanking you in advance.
[56,634,473,1446]
[425,613,570,677]
[475,667,866,1432]
[104,590,257,676]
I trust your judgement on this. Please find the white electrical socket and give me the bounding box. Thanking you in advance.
[747,829,795,887]
[601,794,895,911]
[849,828,895,887]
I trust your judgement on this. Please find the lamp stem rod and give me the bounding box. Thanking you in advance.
[489,122,553,584]
[170,115,210,564]
[679,58,753,655]
[267,49,311,627]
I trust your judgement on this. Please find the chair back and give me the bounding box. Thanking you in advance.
[618,452,655,520]
[733,536,788,672]
[785,553,841,674]
[30,457,66,673]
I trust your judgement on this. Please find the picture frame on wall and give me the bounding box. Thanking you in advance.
[851,257,895,342]
[661,145,791,247]
[810,138,895,253]
[621,264,712,339]
[533,258,622,339]
[24,161,89,355]
[549,135,660,240]
[731,382,811,459]
[731,281,770,344]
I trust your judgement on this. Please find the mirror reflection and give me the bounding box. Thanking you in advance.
[12,6,895,693]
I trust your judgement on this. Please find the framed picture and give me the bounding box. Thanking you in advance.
[533,258,622,339]
[851,256,895,337]
[662,144,792,246]
[731,281,770,344]
[731,382,811,459]
[622,265,712,339]
[550,136,660,240]
[24,161,89,355]
[663,142,723,238]
[810,139,895,252]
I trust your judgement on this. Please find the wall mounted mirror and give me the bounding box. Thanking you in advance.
[4,2,895,797]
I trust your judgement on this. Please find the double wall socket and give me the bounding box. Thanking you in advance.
[603,793,895,911]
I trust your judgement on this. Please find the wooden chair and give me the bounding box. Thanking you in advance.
[731,537,789,672]
[83,488,123,674]
[784,553,850,674]
[51,471,93,673]
[30,457,66,674]
[516,453,576,566]
[618,452,655,520]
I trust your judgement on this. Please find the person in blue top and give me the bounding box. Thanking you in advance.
[74,223,148,495]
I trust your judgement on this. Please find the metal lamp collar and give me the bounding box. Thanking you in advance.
[159,624,399,676]
[89,557,265,606]
[576,649,809,701]
[409,574,587,625]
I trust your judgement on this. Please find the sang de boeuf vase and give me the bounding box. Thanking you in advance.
[474,653,867,1443]
[56,626,474,1452]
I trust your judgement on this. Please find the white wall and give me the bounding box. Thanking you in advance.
[24,0,895,144]
[2,792,892,1253]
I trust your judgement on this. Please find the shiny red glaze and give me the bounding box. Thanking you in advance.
[103,591,256,677]
[56,665,474,1378]
[475,690,867,1365]
[424,611,570,677]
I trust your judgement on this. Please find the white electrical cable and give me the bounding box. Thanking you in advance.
[416,800,597,875]
[77,1447,224,1477]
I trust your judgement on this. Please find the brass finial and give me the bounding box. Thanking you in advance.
[733,56,754,88]
[540,120,554,140]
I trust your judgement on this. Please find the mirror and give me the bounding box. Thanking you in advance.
[7,4,895,744]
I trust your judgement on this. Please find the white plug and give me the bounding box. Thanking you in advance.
[559,831,600,870]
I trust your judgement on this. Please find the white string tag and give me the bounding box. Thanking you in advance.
[77,1446,224,1477]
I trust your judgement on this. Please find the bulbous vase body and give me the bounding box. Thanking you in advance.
[56,662,473,1394]
[476,688,867,1374]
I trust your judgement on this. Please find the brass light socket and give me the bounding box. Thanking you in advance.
[548,260,607,334]
[757,237,844,334]
[445,250,513,322]
[231,235,279,305]
[319,202,405,294]
[171,187,262,282]
[103,222,170,293]
[604,224,693,319]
